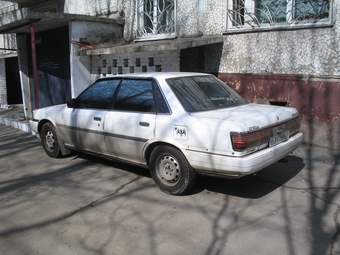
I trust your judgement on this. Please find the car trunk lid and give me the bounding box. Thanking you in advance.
[189,104,298,130]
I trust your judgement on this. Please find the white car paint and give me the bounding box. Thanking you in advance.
[29,72,303,193]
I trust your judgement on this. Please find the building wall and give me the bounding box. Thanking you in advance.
[4,0,338,148]
[83,0,340,148]
[221,28,340,76]
[214,0,340,149]
[0,58,6,105]
[63,0,122,17]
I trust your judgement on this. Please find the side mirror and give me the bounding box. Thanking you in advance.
[67,98,77,108]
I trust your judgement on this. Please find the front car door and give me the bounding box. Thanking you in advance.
[62,79,120,153]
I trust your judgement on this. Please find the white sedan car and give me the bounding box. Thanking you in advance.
[30,72,303,195]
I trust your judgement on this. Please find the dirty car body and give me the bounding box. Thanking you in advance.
[29,72,303,195]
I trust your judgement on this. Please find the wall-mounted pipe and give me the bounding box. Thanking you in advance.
[30,19,39,109]
[71,40,95,50]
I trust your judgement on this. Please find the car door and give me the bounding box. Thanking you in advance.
[104,79,157,163]
[62,79,120,153]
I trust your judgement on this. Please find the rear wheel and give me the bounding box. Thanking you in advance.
[149,145,196,195]
[41,122,62,158]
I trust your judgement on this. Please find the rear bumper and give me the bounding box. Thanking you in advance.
[186,132,303,178]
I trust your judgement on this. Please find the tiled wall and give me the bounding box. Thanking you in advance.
[92,50,180,80]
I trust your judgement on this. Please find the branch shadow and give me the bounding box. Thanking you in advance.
[190,155,305,198]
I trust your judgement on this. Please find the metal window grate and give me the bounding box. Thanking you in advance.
[228,0,330,28]
[137,0,177,40]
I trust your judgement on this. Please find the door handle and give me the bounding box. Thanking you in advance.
[94,117,101,121]
[139,122,149,127]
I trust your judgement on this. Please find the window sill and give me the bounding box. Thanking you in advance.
[135,35,177,42]
[223,22,334,35]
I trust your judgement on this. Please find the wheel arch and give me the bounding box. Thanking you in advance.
[38,119,70,156]
[37,119,53,135]
[144,141,187,167]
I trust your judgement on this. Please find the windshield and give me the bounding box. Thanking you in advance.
[167,75,248,112]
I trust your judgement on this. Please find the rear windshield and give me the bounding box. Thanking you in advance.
[166,75,247,112]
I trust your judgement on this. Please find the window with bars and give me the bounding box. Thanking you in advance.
[227,0,331,29]
[136,0,177,41]
[1,34,16,51]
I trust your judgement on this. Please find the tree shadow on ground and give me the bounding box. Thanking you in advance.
[190,155,305,198]
[76,151,305,199]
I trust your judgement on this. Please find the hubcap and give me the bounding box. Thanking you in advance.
[157,155,180,186]
[45,130,55,151]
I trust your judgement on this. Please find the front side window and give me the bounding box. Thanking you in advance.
[76,79,120,109]
[227,0,331,30]
[167,75,247,112]
[136,0,177,41]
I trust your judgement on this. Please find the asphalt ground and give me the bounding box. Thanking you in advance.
[0,123,339,255]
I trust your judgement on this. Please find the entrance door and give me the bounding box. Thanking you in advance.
[35,26,71,108]
[5,57,22,104]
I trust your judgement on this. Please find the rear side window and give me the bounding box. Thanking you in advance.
[76,79,120,109]
[167,75,247,112]
[114,79,154,112]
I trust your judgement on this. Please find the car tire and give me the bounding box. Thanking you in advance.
[41,122,62,158]
[149,145,196,195]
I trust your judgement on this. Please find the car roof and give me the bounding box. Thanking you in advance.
[99,72,211,80]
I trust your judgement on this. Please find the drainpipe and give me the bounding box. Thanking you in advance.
[30,19,39,109]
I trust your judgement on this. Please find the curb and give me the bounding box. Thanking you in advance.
[0,115,33,134]
[0,104,34,135]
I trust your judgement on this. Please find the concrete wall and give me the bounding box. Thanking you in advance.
[214,0,340,149]
[16,34,32,118]
[72,0,340,149]
[63,0,122,17]
[0,58,6,105]
[69,20,123,97]
[5,0,338,148]
[218,73,340,150]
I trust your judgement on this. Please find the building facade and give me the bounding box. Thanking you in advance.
[0,0,338,149]
[0,1,19,106]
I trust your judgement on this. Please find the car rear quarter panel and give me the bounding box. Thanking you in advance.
[154,113,246,156]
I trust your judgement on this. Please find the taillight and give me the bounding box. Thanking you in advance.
[231,128,272,152]
[287,117,300,137]
[231,117,300,153]
[231,132,261,151]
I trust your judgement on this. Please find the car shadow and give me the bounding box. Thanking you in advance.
[73,151,152,178]
[74,152,305,198]
[189,155,305,198]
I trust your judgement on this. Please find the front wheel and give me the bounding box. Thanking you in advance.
[41,122,62,158]
[149,145,196,195]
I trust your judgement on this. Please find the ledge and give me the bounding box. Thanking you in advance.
[0,8,124,34]
[87,35,224,55]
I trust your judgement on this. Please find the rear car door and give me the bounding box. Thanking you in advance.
[62,79,120,153]
[104,79,158,163]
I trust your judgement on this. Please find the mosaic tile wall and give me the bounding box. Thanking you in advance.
[91,50,180,80]
[221,1,340,77]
